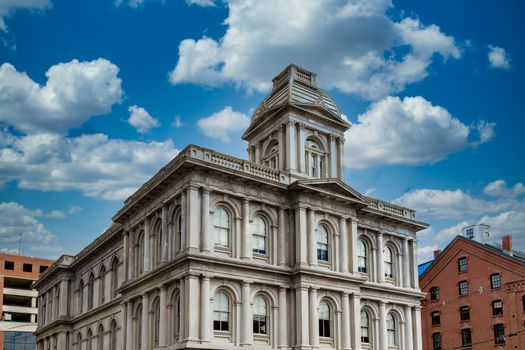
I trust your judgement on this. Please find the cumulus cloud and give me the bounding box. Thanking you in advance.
[488,45,511,69]
[0,201,62,257]
[197,106,250,142]
[0,130,180,200]
[0,59,123,134]
[344,96,494,168]
[0,0,51,32]
[484,180,525,198]
[128,105,160,134]
[169,0,461,100]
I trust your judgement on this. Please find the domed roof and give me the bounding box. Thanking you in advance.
[250,64,342,122]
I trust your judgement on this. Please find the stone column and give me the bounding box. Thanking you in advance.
[349,219,359,274]
[161,205,169,262]
[126,301,133,350]
[201,189,211,252]
[307,208,317,266]
[295,287,309,348]
[59,279,68,318]
[337,137,344,179]
[159,285,168,346]
[341,293,351,350]
[334,232,340,271]
[278,208,286,266]
[414,306,423,350]
[179,279,185,340]
[185,276,200,341]
[241,282,252,345]
[255,141,261,163]
[379,301,387,350]
[141,293,150,350]
[309,288,319,348]
[350,294,361,350]
[180,190,187,251]
[200,276,211,342]
[339,218,349,273]
[144,218,151,273]
[128,231,134,280]
[278,124,285,170]
[411,239,419,289]
[241,198,251,260]
[297,123,305,172]
[123,231,129,281]
[404,305,413,350]
[286,121,297,171]
[187,186,201,252]
[330,135,337,178]
[295,206,308,266]
[57,332,67,350]
[278,287,288,348]
[377,232,384,283]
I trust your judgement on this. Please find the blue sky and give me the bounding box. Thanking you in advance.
[0,0,523,262]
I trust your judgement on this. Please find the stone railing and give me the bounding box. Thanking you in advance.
[366,196,416,220]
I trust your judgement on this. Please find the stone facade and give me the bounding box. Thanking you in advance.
[34,64,427,350]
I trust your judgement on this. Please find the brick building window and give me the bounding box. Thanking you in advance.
[461,328,472,347]
[39,265,48,273]
[431,311,440,326]
[490,273,501,289]
[493,324,505,345]
[430,287,439,301]
[23,263,32,272]
[492,300,503,316]
[458,281,468,296]
[458,257,468,272]
[4,260,14,270]
[523,295,525,311]
[432,333,442,350]
[460,306,470,321]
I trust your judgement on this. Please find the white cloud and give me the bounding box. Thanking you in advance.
[169,0,461,100]
[197,106,250,142]
[0,130,180,200]
[0,59,123,134]
[187,0,215,6]
[128,105,160,134]
[344,96,494,168]
[488,45,511,69]
[0,201,61,257]
[171,115,183,128]
[0,0,51,32]
[484,180,525,198]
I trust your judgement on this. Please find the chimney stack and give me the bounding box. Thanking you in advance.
[434,249,442,259]
[502,235,513,255]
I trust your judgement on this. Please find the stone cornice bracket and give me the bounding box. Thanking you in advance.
[287,120,296,127]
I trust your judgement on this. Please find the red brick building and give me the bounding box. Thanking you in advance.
[420,233,525,350]
[0,253,54,349]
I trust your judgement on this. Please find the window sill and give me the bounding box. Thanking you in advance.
[431,324,441,327]
[253,334,270,344]
[214,245,232,254]
[213,331,232,342]
[319,337,334,347]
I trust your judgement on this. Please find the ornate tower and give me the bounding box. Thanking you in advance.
[242,64,350,181]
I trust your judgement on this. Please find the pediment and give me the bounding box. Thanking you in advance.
[291,178,369,206]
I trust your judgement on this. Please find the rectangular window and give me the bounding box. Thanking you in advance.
[460,306,470,321]
[493,324,505,345]
[430,287,439,301]
[461,328,472,347]
[23,263,33,272]
[39,265,48,273]
[492,300,503,316]
[490,273,501,289]
[458,257,468,272]
[458,281,468,296]
[466,228,474,239]
[431,311,440,326]
[4,261,14,270]
[432,333,442,350]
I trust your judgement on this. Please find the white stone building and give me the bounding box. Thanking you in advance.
[34,64,427,350]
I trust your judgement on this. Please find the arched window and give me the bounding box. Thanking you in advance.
[153,299,161,347]
[110,320,117,350]
[76,334,82,350]
[384,247,394,279]
[252,216,267,254]
[262,140,279,169]
[213,207,230,247]
[134,304,142,350]
[48,290,54,322]
[111,258,119,298]
[357,240,368,273]
[305,138,325,178]
[78,280,84,314]
[173,294,181,342]
[88,274,95,310]
[175,211,182,252]
[213,291,230,331]
[136,231,145,276]
[318,301,331,337]
[387,313,397,346]
[97,325,104,350]
[99,266,106,305]
[155,221,163,266]
[253,295,268,335]
[317,226,329,261]
[361,310,371,343]
[41,296,47,324]
[86,329,93,350]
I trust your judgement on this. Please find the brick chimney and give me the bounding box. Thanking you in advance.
[502,235,513,255]
[434,249,442,259]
